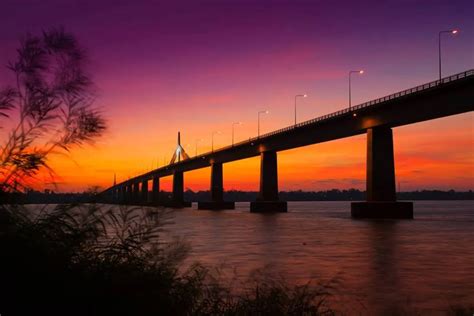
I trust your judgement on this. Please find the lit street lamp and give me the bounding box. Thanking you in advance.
[349,70,364,111]
[294,94,307,125]
[211,131,221,152]
[232,122,242,146]
[439,29,458,80]
[258,110,269,138]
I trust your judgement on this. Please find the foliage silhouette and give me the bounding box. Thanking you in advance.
[0,203,335,316]
[0,27,105,193]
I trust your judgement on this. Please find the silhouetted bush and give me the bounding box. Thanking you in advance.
[0,204,335,316]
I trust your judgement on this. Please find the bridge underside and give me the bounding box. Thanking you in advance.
[103,72,473,218]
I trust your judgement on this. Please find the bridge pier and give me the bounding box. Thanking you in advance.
[133,182,140,204]
[114,187,120,203]
[122,185,127,204]
[173,171,183,204]
[111,188,116,203]
[126,184,133,204]
[152,176,160,205]
[250,151,287,212]
[141,179,149,204]
[198,162,235,210]
[119,186,125,204]
[351,127,413,219]
[164,171,191,208]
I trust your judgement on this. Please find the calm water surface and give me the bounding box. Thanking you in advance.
[160,201,474,315]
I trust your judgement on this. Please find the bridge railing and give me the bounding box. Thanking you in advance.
[114,69,473,186]
[213,69,474,152]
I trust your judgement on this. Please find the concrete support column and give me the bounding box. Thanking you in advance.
[106,189,114,204]
[152,176,160,204]
[172,171,184,204]
[198,162,235,210]
[351,126,413,219]
[133,182,140,204]
[258,151,279,201]
[157,171,190,208]
[119,186,125,204]
[250,151,287,212]
[141,179,148,204]
[165,171,190,208]
[366,127,396,201]
[211,162,224,202]
[111,188,116,203]
[127,184,133,204]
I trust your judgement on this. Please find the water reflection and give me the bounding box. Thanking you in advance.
[163,201,474,314]
[366,221,403,313]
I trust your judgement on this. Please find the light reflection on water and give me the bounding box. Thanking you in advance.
[160,200,474,314]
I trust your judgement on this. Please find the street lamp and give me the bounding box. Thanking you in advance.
[439,29,458,80]
[349,70,364,111]
[294,94,307,125]
[258,110,269,138]
[211,131,221,152]
[195,138,203,156]
[232,122,242,146]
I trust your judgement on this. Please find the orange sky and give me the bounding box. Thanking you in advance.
[1,1,473,193]
[45,112,473,193]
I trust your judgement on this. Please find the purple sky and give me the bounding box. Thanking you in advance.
[0,0,473,191]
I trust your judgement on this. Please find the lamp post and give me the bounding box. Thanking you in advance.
[439,29,458,80]
[349,70,364,111]
[232,122,242,146]
[294,94,307,125]
[195,138,203,156]
[258,110,269,138]
[211,131,221,152]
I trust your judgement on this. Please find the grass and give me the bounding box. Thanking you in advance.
[0,203,335,316]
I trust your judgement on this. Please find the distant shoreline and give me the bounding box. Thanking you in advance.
[3,189,472,204]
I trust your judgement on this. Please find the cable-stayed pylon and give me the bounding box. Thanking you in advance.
[170,131,189,164]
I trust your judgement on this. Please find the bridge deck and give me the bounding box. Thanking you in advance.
[110,69,474,188]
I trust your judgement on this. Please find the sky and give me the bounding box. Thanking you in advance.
[0,0,473,192]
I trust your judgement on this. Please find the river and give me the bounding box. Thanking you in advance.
[160,200,474,315]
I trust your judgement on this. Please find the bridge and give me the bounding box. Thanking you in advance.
[100,69,474,219]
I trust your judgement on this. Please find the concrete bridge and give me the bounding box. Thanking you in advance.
[100,69,474,218]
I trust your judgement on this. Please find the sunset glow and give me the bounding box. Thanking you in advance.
[0,1,472,192]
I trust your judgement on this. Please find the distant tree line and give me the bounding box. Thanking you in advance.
[2,190,94,204]
[3,188,472,204]
[185,189,473,202]
[397,189,473,201]
[185,189,368,202]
